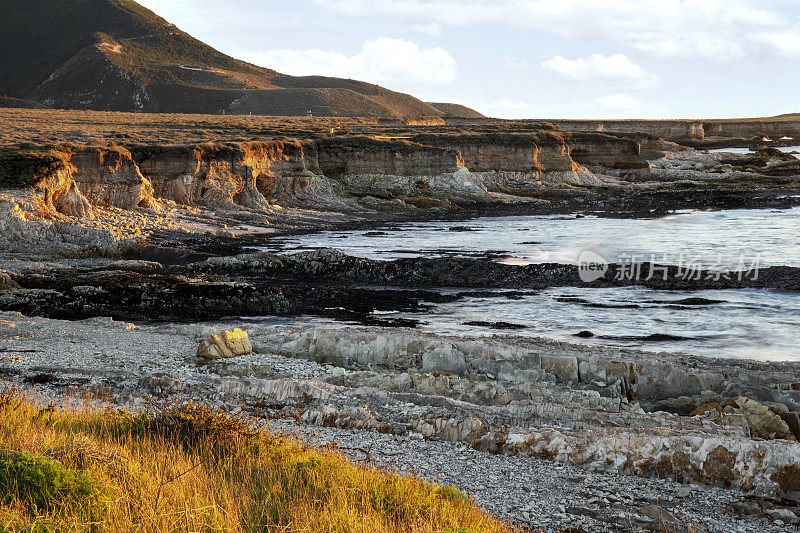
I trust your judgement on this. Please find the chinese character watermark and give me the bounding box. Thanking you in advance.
[577,251,762,283]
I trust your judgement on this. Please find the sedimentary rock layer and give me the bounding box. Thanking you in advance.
[0,131,661,219]
[554,118,800,144]
[1,125,799,258]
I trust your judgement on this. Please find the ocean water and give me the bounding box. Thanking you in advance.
[361,286,800,361]
[260,207,800,361]
[708,145,800,157]
[264,207,800,268]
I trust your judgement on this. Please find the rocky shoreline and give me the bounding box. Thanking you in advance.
[2,313,799,532]
[2,109,800,531]
[0,251,796,331]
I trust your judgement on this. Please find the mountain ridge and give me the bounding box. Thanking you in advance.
[0,0,483,118]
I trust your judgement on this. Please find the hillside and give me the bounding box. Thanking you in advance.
[0,0,483,118]
[0,96,47,109]
[428,102,487,119]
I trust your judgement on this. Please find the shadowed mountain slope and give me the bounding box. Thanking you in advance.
[0,0,482,118]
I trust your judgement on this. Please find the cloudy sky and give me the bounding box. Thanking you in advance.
[137,0,800,119]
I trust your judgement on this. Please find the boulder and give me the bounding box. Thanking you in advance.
[728,397,795,441]
[197,328,252,359]
[421,345,468,375]
[540,354,579,383]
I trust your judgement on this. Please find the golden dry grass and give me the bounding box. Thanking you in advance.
[0,387,516,533]
[0,108,548,149]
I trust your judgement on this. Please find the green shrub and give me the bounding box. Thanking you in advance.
[437,485,468,503]
[0,450,101,513]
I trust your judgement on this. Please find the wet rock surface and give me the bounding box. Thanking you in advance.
[0,251,797,328]
[197,249,800,291]
[0,258,463,323]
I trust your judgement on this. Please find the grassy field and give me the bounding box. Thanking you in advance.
[4,106,800,153]
[0,386,516,532]
[0,108,555,149]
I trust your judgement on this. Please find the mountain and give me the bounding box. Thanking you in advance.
[0,0,484,118]
[427,103,486,119]
[0,96,48,109]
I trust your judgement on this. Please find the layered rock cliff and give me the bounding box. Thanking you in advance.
[132,141,346,211]
[0,146,154,220]
[313,137,497,205]
[554,117,800,144]
[403,133,594,195]
[1,131,651,224]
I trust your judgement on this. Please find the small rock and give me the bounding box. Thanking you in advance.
[766,508,796,520]
[0,271,21,290]
[655,396,696,416]
[691,402,722,416]
[421,347,467,374]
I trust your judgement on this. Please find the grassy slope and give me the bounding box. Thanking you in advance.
[0,387,515,532]
[427,103,487,119]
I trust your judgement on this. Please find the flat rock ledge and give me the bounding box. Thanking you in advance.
[232,327,800,501]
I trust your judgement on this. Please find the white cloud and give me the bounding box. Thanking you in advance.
[312,0,798,61]
[749,31,800,57]
[238,37,457,89]
[412,23,443,36]
[542,54,657,88]
[595,93,643,111]
[454,99,546,119]
[503,57,530,69]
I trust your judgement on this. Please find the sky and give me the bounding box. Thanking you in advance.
[136,0,800,119]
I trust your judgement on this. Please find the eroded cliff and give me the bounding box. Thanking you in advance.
[0,131,648,221]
